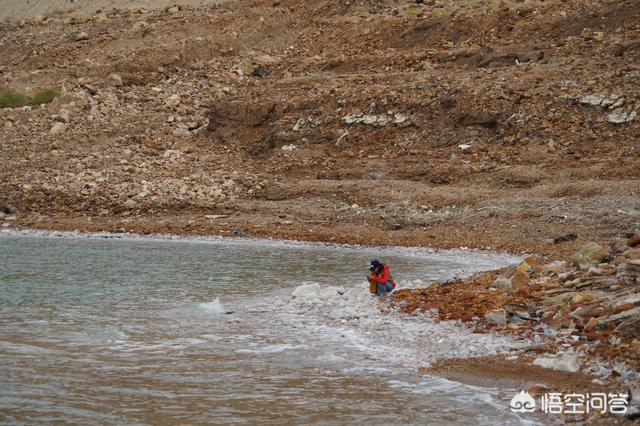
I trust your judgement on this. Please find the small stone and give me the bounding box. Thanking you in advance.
[523,256,542,268]
[511,270,529,288]
[172,128,192,137]
[236,61,255,76]
[542,261,568,274]
[73,31,89,42]
[50,122,67,135]
[492,266,528,288]
[485,309,507,326]
[58,109,71,123]
[253,66,271,78]
[166,94,181,107]
[571,305,603,321]
[109,73,123,87]
[533,355,581,373]
[570,292,595,309]
[123,199,137,209]
[628,235,640,248]
[132,21,149,31]
[584,317,599,332]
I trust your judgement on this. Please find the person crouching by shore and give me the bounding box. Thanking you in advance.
[368,260,396,296]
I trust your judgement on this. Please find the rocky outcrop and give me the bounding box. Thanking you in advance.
[391,234,640,369]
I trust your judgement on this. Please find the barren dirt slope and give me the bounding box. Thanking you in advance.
[0,0,638,257]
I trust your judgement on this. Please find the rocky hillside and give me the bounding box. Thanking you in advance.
[0,0,638,255]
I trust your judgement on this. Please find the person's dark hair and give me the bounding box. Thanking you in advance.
[369,260,382,271]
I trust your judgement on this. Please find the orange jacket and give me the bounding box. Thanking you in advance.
[371,265,390,284]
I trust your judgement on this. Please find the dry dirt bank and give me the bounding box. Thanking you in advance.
[1,0,638,258]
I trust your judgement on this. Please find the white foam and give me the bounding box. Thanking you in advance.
[271,280,527,368]
[197,296,225,315]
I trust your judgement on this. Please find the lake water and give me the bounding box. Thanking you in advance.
[0,230,538,425]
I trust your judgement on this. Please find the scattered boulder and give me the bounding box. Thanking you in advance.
[485,309,507,326]
[50,122,67,135]
[571,242,608,269]
[580,94,624,109]
[607,110,637,124]
[73,31,89,42]
[123,199,137,209]
[580,94,605,107]
[532,355,581,373]
[109,73,123,87]
[57,109,71,123]
[342,113,409,127]
[165,94,181,108]
[570,292,595,309]
[132,21,149,31]
[235,61,255,77]
[172,128,192,137]
[493,266,529,289]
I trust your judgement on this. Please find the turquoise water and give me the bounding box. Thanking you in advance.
[0,230,535,425]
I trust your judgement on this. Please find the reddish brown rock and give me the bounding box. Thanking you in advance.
[584,317,599,333]
[628,235,640,248]
[614,303,635,314]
